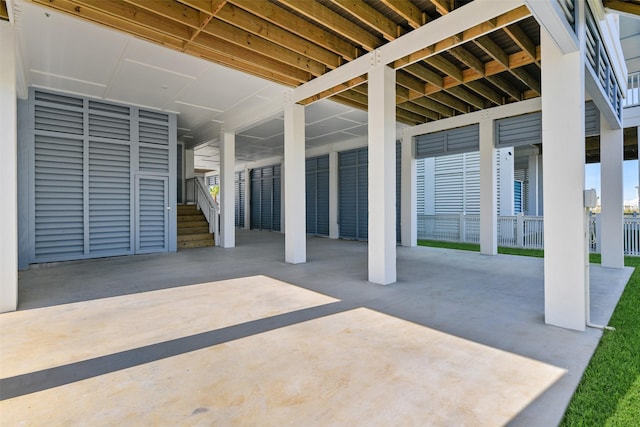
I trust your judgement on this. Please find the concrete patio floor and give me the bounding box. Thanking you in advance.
[0,230,632,426]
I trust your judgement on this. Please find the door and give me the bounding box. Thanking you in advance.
[135,175,169,253]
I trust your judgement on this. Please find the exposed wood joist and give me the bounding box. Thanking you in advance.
[1,0,9,20]
[27,0,544,127]
[278,0,383,51]
[379,0,423,29]
[603,0,640,16]
[230,0,356,60]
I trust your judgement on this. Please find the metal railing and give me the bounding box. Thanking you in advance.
[186,177,219,245]
[418,214,640,255]
[623,72,640,108]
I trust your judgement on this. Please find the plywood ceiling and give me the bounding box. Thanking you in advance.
[17,0,544,126]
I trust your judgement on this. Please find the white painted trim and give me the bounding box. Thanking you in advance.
[284,103,306,264]
[525,0,579,54]
[220,132,236,248]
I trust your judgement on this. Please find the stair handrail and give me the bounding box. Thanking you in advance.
[190,176,219,246]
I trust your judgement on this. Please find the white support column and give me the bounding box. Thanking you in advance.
[284,102,306,264]
[499,147,515,216]
[527,153,539,216]
[600,114,624,268]
[541,27,587,331]
[368,64,396,285]
[0,21,18,312]
[328,150,339,239]
[479,117,497,255]
[220,132,235,248]
[401,133,417,247]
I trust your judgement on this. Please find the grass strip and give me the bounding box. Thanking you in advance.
[417,239,639,425]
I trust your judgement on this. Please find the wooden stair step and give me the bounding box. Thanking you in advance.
[178,240,215,248]
[178,220,209,228]
[178,233,214,242]
[178,226,210,235]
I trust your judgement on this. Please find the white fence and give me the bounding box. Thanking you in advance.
[418,214,640,255]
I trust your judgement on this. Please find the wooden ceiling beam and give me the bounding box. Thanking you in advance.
[379,0,423,29]
[396,70,427,94]
[278,0,383,51]
[446,86,486,110]
[397,106,427,124]
[423,55,463,82]
[465,81,503,106]
[511,67,541,95]
[503,23,538,65]
[217,3,341,69]
[202,18,326,76]
[122,0,201,29]
[404,63,443,88]
[486,75,521,101]
[474,35,509,67]
[32,0,185,49]
[603,0,640,16]
[230,0,356,60]
[330,0,400,41]
[449,46,485,75]
[71,0,194,40]
[191,32,312,83]
[399,101,440,121]
[428,92,469,114]
[430,0,451,16]
[411,96,454,117]
[176,0,226,15]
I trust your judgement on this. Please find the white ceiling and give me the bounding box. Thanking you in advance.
[619,15,640,73]
[12,0,385,172]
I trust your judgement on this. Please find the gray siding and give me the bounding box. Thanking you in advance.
[495,112,542,148]
[250,165,281,231]
[415,124,479,158]
[306,155,330,236]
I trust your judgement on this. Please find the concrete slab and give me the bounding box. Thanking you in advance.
[1,230,633,426]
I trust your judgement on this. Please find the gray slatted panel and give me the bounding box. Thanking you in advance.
[235,171,245,228]
[514,181,523,213]
[35,105,83,135]
[139,146,169,172]
[139,122,169,146]
[357,149,368,239]
[415,124,479,158]
[495,112,542,148]
[584,101,600,136]
[34,135,84,258]
[464,153,480,215]
[249,165,280,231]
[89,100,130,116]
[177,146,183,203]
[417,159,426,237]
[89,114,130,140]
[138,178,166,250]
[515,168,528,213]
[139,109,169,122]
[208,175,219,186]
[305,155,330,236]
[339,150,358,239]
[35,90,84,108]
[89,141,131,253]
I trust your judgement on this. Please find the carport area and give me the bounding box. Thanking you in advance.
[0,230,632,426]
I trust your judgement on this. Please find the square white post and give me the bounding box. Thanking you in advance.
[401,132,417,247]
[0,21,18,312]
[480,118,497,255]
[600,114,624,268]
[499,147,515,216]
[284,102,306,264]
[220,132,235,248]
[541,27,587,331]
[328,150,339,239]
[368,64,396,285]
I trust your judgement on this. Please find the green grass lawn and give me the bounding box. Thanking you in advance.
[417,240,640,425]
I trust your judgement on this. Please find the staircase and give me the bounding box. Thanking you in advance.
[177,204,215,248]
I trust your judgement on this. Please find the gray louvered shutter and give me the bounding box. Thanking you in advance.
[235,171,245,228]
[357,148,368,240]
[495,112,542,148]
[306,158,318,234]
[316,156,330,236]
[250,168,261,229]
[89,141,131,254]
[139,117,169,173]
[273,165,281,231]
[339,149,358,239]
[34,135,85,260]
[435,154,464,214]
[415,124,479,158]
[137,177,168,252]
[584,101,601,136]
[396,142,401,242]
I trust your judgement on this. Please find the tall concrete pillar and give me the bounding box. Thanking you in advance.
[284,102,306,264]
[480,118,497,255]
[541,27,587,331]
[401,132,417,247]
[0,21,18,313]
[220,132,235,248]
[328,150,339,239]
[368,65,396,284]
[600,114,624,268]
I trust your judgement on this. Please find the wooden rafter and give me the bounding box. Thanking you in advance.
[330,0,400,41]
[379,0,423,29]
[603,0,640,16]
[503,23,539,66]
[1,0,9,20]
